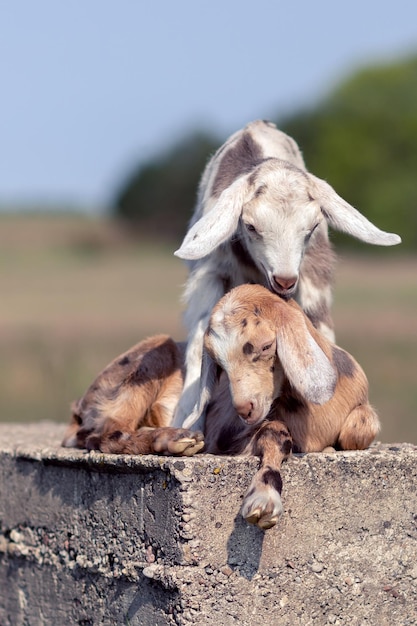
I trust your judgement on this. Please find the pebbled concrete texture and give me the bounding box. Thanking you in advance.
[0,422,417,626]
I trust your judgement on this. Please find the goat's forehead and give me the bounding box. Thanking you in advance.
[207,304,274,355]
[247,166,317,217]
[210,298,257,328]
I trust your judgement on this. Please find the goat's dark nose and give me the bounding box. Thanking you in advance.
[273,275,298,292]
[235,401,254,420]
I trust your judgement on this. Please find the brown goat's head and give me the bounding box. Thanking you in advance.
[205,284,337,425]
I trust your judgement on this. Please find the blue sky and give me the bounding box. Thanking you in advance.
[1,1,417,210]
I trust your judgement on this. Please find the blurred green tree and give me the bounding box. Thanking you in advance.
[113,53,417,250]
[114,131,219,241]
[280,54,417,250]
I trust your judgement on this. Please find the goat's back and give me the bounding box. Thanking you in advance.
[194,120,306,222]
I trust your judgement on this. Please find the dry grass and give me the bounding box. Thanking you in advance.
[332,254,417,443]
[1,214,416,444]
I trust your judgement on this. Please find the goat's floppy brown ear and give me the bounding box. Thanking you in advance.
[309,174,401,246]
[275,305,337,404]
[182,346,218,431]
[174,175,250,260]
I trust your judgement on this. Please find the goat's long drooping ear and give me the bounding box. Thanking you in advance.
[275,304,337,405]
[309,174,401,246]
[174,175,250,260]
[182,347,218,431]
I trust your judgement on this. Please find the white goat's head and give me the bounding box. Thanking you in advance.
[204,284,337,426]
[176,159,401,297]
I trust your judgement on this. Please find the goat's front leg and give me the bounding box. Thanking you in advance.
[87,425,205,456]
[173,266,225,429]
[172,317,208,429]
[241,420,293,530]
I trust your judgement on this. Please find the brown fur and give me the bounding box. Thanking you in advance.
[200,284,380,528]
[62,335,204,456]
[203,285,379,454]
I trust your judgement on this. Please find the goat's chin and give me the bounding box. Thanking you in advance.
[274,289,293,301]
[238,413,267,428]
[266,277,297,300]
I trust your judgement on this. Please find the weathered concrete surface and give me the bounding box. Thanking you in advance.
[0,422,416,626]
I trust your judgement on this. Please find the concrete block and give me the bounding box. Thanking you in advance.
[0,422,416,625]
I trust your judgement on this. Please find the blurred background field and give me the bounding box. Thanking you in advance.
[1,213,415,444]
[1,3,417,445]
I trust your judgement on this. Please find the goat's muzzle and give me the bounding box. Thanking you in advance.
[271,275,298,298]
[235,401,264,426]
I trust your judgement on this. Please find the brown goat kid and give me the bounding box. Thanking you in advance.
[198,283,380,528]
[62,285,379,530]
[62,335,204,456]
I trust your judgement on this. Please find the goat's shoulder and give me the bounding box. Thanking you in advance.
[84,335,182,401]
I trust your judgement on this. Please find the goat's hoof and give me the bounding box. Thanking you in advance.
[245,510,280,530]
[153,428,204,456]
[241,488,283,530]
[169,437,205,456]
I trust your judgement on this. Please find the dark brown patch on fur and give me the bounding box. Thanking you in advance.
[253,425,291,460]
[84,432,100,450]
[280,436,293,456]
[262,468,283,494]
[332,347,356,378]
[243,342,254,355]
[108,430,123,441]
[129,341,179,385]
[216,422,246,455]
[212,132,264,197]
[118,356,130,366]
[276,383,306,414]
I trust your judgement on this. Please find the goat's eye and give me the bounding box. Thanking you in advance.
[305,223,319,241]
[245,222,258,235]
[262,343,273,352]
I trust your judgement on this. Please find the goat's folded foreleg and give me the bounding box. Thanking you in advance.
[86,425,205,456]
[241,420,293,530]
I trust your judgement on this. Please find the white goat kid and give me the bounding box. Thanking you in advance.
[173,120,401,431]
